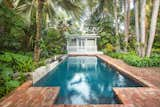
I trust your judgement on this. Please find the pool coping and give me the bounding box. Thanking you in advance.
[0,54,160,107]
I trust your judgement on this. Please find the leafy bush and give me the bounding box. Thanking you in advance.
[41,28,66,58]
[108,52,124,59]
[0,52,34,72]
[103,43,115,53]
[0,3,27,51]
[98,31,116,50]
[0,65,20,97]
[0,52,34,98]
[107,52,160,67]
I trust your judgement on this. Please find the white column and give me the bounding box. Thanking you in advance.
[76,38,78,52]
[95,38,97,52]
[67,39,69,53]
[85,38,87,52]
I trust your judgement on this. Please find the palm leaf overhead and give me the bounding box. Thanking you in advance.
[43,0,56,19]
[12,0,36,24]
[11,0,82,24]
[56,0,82,19]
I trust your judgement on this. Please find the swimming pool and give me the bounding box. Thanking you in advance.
[34,56,142,104]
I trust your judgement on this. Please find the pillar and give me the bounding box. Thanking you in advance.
[76,38,78,52]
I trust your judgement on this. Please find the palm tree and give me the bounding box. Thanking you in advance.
[12,0,82,62]
[113,0,120,52]
[140,0,146,57]
[146,0,160,57]
[134,0,140,56]
[124,0,130,52]
[34,0,43,62]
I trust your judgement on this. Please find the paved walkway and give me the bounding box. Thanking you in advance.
[0,55,160,107]
[114,88,160,107]
[0,81,60,107]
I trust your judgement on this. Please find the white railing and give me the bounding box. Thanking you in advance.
[67,46,97,53]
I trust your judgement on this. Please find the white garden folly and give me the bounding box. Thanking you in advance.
[66,33,102,54]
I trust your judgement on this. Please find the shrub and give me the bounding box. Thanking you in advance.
[0,52,34,98]
[108,52,124,59]
[0,65,21,98]
[0,52,34,72]
[103,43,115,54]
[0,3,26,51]
[107,52,160,67]
[41,28,66,58]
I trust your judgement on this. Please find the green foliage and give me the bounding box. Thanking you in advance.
[108,52,124,59]
[98,31,116,50]
[103,43,115,53]
[0,2,35,51]
[108,52,160,67]
[0,3,27,51]
[41,28,66,58]
[35,59,45,68]
[0,52,35,98]
[152,33,160,54]
[5,81,20,91]
[0,65,20,98]
[0,52,34,73]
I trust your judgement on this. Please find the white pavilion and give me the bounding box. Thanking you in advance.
[66,33,102,54]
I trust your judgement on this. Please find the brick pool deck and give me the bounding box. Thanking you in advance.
[0,54,160,107]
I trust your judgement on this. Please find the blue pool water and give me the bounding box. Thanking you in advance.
[34,56,142,104]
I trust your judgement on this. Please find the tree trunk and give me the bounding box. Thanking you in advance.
[140,0,146,57]
[34,0,43,62]
[114,0,120,52]
[146,0,160,57]
[3,0,14,8]
[134,0,141,56]
[124,0,130,52]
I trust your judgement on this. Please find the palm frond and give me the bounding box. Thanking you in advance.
[56,0,82,19]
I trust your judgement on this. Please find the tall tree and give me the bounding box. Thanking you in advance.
[124,0,130,52]
[146,0,160,57]
[113,0,120,52]
[140,0,146,57]
[34,0,43,62]
[3,0,13,8]
[134,0,140,56]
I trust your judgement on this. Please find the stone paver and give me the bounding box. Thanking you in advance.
[0,81,59,107]
[113,88,160,107]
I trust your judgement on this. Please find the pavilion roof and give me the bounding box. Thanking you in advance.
[65,34,100,39]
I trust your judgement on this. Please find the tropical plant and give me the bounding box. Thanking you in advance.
[10,0,82,62]
[108,52,160,67]
[0,52,34,73]
[41,28,66,58]
[0,2,26,51]
[146,0,160,57]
